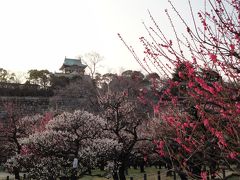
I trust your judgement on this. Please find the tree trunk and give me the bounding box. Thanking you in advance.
[14,168,20,180]
[210,163,217,179]
[87,167,92,175]
[140,161,145,173]
[191,164,201,178]
[119,164,126,180]
[99,162,105,171]
[48,176,55,180]
[112,171,119,180]
[166,163,173,176]
[71,169,77,180]
[178,171,188,180]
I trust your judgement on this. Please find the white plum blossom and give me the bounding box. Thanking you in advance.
[10,110,105,178]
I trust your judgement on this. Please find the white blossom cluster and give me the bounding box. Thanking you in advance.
[3,95,150,179]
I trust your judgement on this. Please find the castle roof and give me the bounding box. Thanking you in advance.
[60,57,87,70]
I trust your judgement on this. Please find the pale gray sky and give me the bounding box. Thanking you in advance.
[0,0,203,74]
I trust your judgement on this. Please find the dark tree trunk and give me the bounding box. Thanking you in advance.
[113,171,119,180]
[14,168,20,180]
[119,163,126,180]
[178,171,188,180]
[59,176,68,180]
[71,169,77,180]
[99,162,105,171]
[48,176,55,180]
[125,168,128,175]
[191,164,201,178]
[166,163,173,176]
[140,163,145,173]
[210,162,217,179]
[87,167,92,175]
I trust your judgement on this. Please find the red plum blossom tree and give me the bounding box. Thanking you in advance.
[120,0,240,179]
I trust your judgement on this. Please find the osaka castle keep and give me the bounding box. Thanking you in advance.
[55,57,88,77]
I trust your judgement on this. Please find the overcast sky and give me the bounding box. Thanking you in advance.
[0,0,203,75]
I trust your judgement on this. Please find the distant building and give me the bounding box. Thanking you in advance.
[55,57,87,77]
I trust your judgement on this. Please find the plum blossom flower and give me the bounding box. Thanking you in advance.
[201,171,207,180]
[209,53,217,63]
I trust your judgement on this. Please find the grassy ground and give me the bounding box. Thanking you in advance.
[0,167,239,180]
[0,167,175,180]
[76,167,177,180]
[0,171,19,180]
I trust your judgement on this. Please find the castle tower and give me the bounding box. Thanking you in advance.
[59,57,87,76]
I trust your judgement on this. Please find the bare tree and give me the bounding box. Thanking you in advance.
[83,51,103,79]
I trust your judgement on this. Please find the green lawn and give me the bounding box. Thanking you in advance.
[0,172,21,180]
[81,167,174,180]
[0,167,239,180]
[0,167,173,180]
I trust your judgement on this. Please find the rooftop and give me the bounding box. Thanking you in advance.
[60,57,87,70]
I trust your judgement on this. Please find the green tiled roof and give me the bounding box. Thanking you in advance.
[64,58,87,67]
[60,57,87,70]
